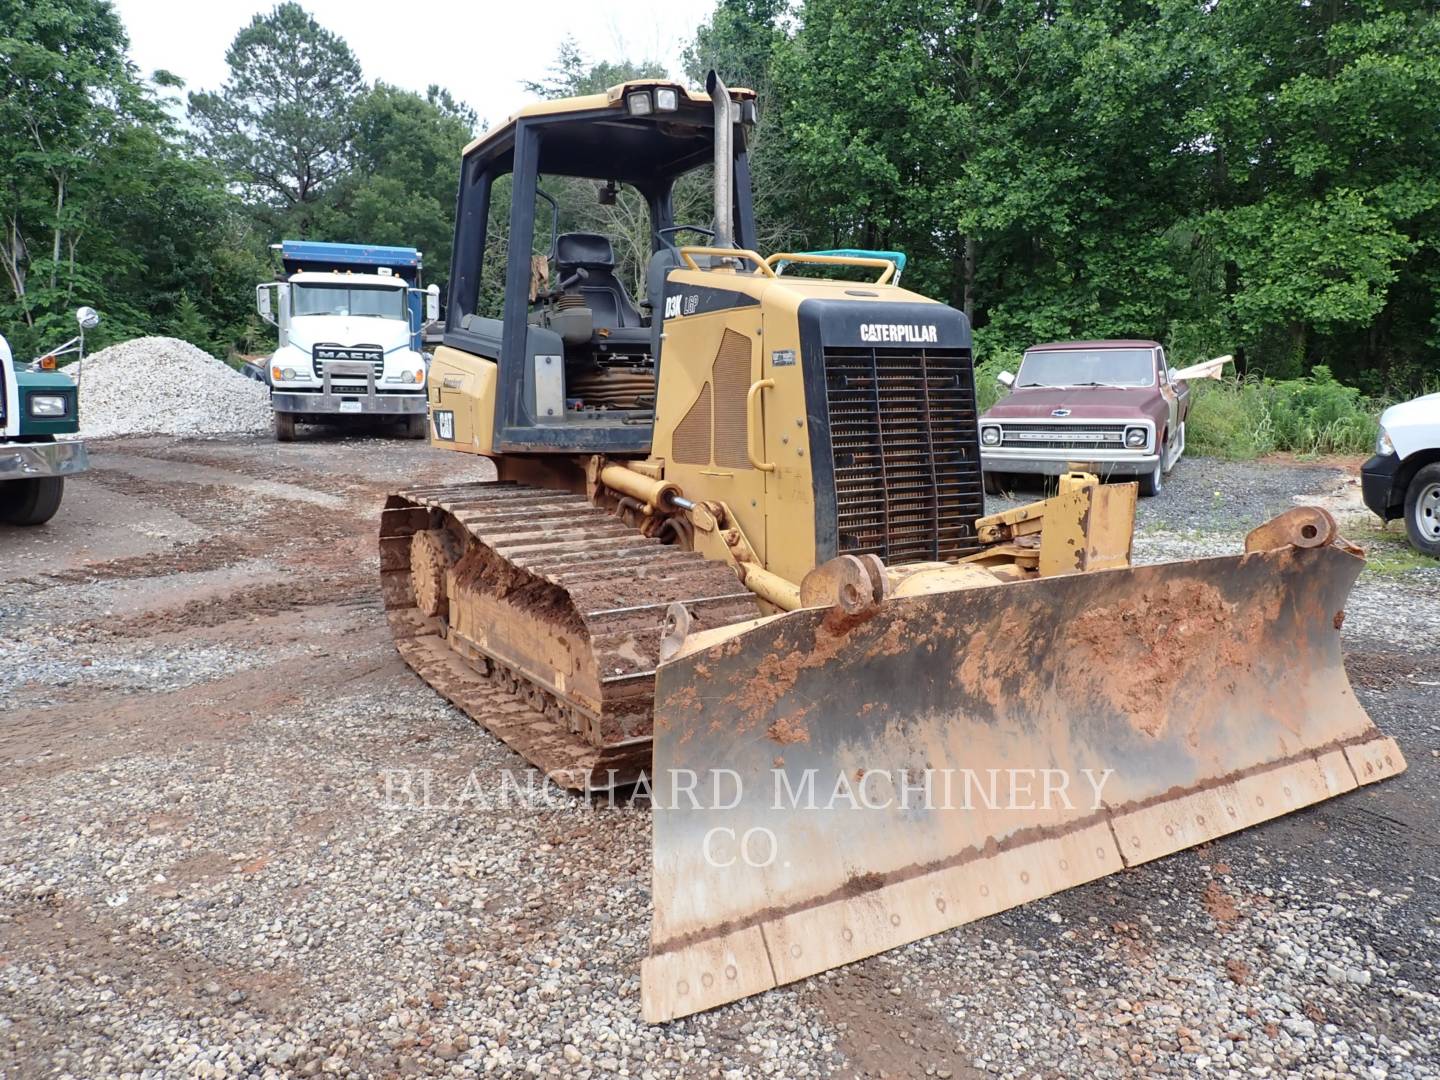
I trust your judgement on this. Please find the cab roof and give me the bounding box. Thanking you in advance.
[1027,339,1161,351]
[289,271,407,286]
[461,79,756,184]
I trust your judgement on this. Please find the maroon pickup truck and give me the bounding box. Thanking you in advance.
[979,339,1190,496]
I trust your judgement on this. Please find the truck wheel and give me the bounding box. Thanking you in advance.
[1138,459,1164,497]
[1,477,65,526]
[274,412,296,442]
[403,414,429,440]
[983,471,1005,496]
[1404,463,1440,558]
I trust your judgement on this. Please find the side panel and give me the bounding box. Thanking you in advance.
[427,345,497,455]
[653,280,769,564]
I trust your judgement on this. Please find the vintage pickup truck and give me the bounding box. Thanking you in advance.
[979,339,1190,496]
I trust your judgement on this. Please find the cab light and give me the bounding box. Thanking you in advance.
[625,91,653,116]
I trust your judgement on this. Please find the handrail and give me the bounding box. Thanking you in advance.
[678,247,777,276]
[746,378,776,472]
[766,252,895,285]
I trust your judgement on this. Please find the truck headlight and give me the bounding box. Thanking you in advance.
[1376,427,1395,456]
[980,425,1001,447]
[272,367,298,382]
[1125,426,1148,449]
[29,394,67,417]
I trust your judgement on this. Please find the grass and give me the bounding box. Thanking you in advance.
[1347,524,1437,575]
[1186,366,1381,459]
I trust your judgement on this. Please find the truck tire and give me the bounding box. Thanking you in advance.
[403,414,429,440]
[1138,458,1164,497]
[1,477,65,526]
[274,412,296,442]
[1404,463,1440,558]
[983,471,1006,496]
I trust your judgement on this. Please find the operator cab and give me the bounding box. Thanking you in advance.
[445,79,758,453]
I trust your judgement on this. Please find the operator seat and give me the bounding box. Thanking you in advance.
[555,233,644,331]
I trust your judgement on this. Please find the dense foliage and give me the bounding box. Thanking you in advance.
[4,0,1437,410]
[689,0,1440,394]
[0,1,475,360]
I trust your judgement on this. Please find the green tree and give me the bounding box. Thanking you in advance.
[316,83,476,293]
[522,38,666,99]
[189,2,363,233]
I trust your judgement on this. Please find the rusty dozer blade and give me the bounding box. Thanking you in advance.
[641,538,1405,1022]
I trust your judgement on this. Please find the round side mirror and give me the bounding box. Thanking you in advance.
[76,306,101,330]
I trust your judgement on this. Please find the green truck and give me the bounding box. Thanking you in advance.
[1,308,97,526]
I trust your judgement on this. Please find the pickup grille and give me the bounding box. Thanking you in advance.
[312,344,383,382]
[998,422,1128,450]
[822,345,984,564]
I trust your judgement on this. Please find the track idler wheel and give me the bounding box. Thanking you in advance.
[410,528,462,619]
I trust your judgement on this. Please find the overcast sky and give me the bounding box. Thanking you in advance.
[111,0,716,130]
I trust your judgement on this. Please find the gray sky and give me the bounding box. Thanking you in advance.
[112,0,716,130]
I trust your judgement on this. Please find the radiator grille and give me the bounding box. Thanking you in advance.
[822,345,984,564]
[999,422,1127,450]
[312,344,384,381]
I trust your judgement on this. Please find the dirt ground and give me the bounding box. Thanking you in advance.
[1,436,1437,1079]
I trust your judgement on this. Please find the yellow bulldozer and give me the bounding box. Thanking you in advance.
[379,73,1405,1023]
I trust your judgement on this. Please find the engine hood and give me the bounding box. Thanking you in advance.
[982,385,1155,422]
[286,314,411,353]
[1379,391,1440,459]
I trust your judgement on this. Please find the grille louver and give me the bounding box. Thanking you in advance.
[821,345,984,564]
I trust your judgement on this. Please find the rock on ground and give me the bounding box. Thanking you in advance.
[77,337,272,439]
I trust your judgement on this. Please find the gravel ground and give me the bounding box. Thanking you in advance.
[1,443,1436,1079]
[78,338,272,439]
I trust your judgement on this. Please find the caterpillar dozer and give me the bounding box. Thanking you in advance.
[379,73,1406,1023]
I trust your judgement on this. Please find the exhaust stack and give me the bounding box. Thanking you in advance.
[706,70,734,250]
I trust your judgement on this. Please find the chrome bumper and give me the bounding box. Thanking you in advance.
[272,362,426,417]
[0,440,90,479]
[981,448,1160,477]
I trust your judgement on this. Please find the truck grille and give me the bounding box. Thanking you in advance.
[312,344,383,382]
[822,345,984,564]
[998,422,1127,450]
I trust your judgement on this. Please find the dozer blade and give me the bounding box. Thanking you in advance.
[641,541,1405,1022]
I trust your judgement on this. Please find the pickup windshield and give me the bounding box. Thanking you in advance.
[1016,348,1155,389]
[292,283,406,320]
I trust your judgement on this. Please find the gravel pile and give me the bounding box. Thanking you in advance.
[78,337,271,439]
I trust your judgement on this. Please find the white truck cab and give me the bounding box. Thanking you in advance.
[256,241,439,441]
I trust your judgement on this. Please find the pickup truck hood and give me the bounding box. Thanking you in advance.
[982,385,1157,422]
[1379,391,1440,460]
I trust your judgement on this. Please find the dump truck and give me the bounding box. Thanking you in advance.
[378,73,1406,1023]
[257,240,439,441]
[1,307,98,526]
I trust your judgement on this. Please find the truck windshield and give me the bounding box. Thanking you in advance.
[1016,349,1155,388]
[292,284,406,320]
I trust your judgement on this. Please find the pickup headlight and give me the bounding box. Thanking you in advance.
[1124,426,1149,449]
[29,394,68,417]
[1376,427,1395,456]
[980,425,1002,447]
